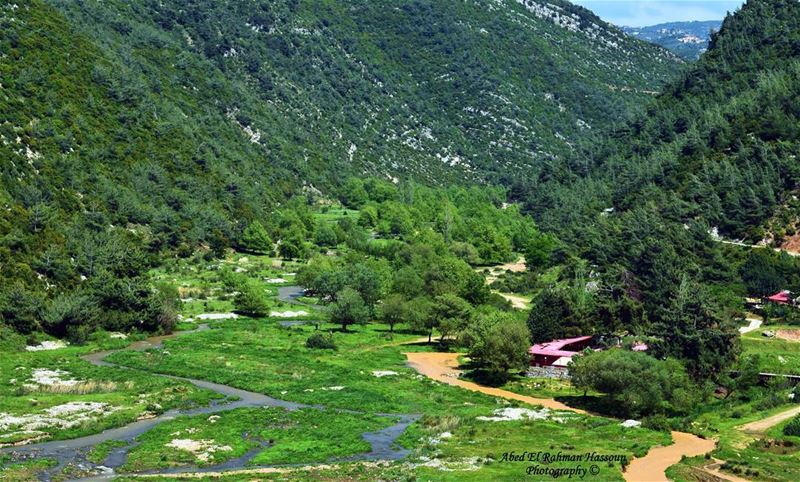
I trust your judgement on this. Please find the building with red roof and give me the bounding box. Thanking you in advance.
[767,290,792,305]
[529,336,594,367]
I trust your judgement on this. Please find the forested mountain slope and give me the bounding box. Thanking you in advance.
[529,0,800,244]
[504,0,800,379]
[0,0,679,337]
[36,0,681,184]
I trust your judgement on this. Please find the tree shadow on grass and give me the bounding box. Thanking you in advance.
[552,395,631,418]
[461,367,623,417]
[459,363,525,388]
[372,327,424,336]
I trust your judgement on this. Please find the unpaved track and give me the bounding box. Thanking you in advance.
[404,352,716,482]
[739,405,800,433]
[701,459,752,482]
[496,292,530,309]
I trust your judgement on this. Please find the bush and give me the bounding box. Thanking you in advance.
[784,416,800,437]
[233,281,270,317]
[570,350,699,418]
[756,392,784,411]
[642,414,672,432]
[305,333,336,350]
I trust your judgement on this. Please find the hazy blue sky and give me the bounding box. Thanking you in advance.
[572,1,745,27]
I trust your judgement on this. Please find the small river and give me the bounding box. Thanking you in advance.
[2,291,418,481]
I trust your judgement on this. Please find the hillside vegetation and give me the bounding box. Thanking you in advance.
[0,0,680,338]
[502,0,800,382]
[531,0,800,242]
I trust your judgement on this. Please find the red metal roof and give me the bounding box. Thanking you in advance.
[767,290,791,303]
[529,336,593,357]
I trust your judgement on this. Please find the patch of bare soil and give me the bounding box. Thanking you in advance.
[624,432,716,482]
[780,232,800,255]
[480,257,526,284]
[776,329,800,342]
[496,292,530,309]
[404,352,582,412]
[700,459,752,482]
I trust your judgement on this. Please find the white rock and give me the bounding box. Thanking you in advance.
[165,438,232,463]
[196,313,239,320]
[476,407,553,422]
[26,368,82,388]
[270,310,308,318]
[25,340,68,352]
[0,402,119,436]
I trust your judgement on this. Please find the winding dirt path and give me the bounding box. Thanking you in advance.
[739,405,800,433]
[701,458,752,482]
[495,292,530,309]
[404,352,716,482]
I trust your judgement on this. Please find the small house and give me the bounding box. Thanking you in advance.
[766,290,792,305]
[529,336,594,367]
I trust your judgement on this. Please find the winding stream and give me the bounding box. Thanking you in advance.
[2,311,417,481]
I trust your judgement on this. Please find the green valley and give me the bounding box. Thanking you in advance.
[3,0,800,481]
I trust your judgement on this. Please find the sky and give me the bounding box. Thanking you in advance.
[571,1,745,27]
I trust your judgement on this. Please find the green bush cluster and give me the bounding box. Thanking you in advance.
[305,333,337,350]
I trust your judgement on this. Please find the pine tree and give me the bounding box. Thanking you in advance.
[241,221,272,254]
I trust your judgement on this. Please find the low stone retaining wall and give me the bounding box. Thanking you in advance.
[526,366,570,379]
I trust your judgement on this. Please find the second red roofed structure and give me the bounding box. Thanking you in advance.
[766,290,792,305]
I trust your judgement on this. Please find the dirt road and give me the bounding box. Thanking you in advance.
[496,292,530,309]
[739,406,800,433]
[701,459,752,482]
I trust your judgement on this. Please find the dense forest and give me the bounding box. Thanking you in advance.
[0,0,679,341]
[507,0,800,382]
[2,0,800,392]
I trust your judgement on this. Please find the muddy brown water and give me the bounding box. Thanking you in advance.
[2,308,418,481]
[404,352,717,482]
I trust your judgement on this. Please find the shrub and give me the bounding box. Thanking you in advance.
[305,333,336,350]
[756,392,784,411]
[642,414,672,432]
[783,416,800,437]
[233,281,270,317]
